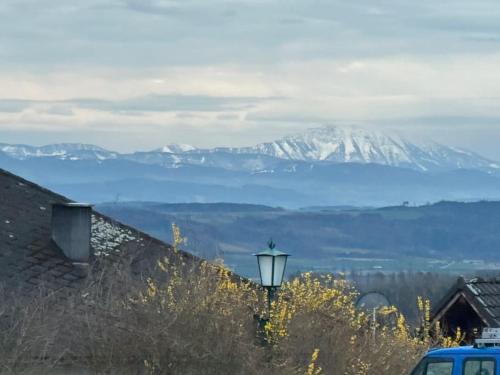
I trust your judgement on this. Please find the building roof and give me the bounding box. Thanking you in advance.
[0,168,193,296]
[433,277,500,328]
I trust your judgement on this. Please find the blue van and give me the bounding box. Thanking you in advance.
[411,346,500,375]
[411,329,500,375]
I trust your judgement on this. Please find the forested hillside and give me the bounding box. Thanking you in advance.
[97,200,500,278]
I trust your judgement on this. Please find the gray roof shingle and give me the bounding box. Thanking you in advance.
[433,277,500,327]
[0,168,191,296]
[464,278,500,324]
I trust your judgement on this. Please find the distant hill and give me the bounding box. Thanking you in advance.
[111,201,285,213]
[2,152,500,207]
[96,200,500,278]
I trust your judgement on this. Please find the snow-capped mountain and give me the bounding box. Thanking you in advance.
[220,126,499,172]
[0,143,118,160]
[1,126,498,173]
[2,127,500,207]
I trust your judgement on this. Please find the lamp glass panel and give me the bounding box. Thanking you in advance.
[272,255,287,286]
[257,255,273,287]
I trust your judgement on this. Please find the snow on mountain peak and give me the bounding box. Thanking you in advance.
[0,126,497,173]
[234,125,498,172]
[281,125,408,162]
[0,143,117,160]
[155,144,196,153]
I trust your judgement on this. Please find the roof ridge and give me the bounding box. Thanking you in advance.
[467,276,500,284]
[0,168,173,248]
[0,167,70,203]
[0,168,250,287]
[0,167,179,255]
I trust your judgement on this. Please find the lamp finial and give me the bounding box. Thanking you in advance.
[268,239,276,250]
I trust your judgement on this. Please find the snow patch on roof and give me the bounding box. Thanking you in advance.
[467,283,480,296]
[91,215,137,257]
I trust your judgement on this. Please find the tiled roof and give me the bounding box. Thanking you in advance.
[464,278,500,326]
[433,277,500,327]
[0,168,191,296]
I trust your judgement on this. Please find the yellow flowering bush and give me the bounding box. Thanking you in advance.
[0,224,463,375]
[306,348,322,375]
[137,226,464,374]
[262,272,463,374]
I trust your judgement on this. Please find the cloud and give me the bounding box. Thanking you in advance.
[2,0,500,72]
[1,0,500,158]
[0,94,276,114]
[121,0,182,15]
[78,94,271,112]
[0,99,30,113]
[45,105,75,116]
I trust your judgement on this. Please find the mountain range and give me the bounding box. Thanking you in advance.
[0,143,119,161]
[210,126,500,173]
[1,125,500,207]
[2,126,499,172]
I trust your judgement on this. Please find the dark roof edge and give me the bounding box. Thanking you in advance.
[431,276,466,320]
[0,167,185,258]
[0,168,70,203]
[0,168,252,285]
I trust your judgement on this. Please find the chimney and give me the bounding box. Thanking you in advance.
[51,203,92,263]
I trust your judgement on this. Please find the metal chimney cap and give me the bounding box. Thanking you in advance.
[55,202,93,208]
[51,203,92,263]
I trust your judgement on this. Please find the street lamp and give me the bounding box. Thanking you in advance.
[254,239,290,313]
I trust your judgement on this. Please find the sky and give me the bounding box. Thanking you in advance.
[1,0,500,158]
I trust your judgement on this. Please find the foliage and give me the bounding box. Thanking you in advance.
[0,225,464,374]
[262,273,463,375]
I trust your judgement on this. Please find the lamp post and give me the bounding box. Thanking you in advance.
[254,239,290,315]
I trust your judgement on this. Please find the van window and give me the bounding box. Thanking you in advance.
[411,358,454,375]
[463,359,495,375]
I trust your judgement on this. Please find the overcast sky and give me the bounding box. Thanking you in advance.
[1,0,500,158]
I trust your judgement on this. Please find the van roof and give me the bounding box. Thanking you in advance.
[428,346,500,356]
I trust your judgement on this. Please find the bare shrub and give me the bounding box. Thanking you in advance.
[0,259,274,374]
[0,239,459,374]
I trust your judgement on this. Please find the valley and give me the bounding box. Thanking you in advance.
[96,201,500,279]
